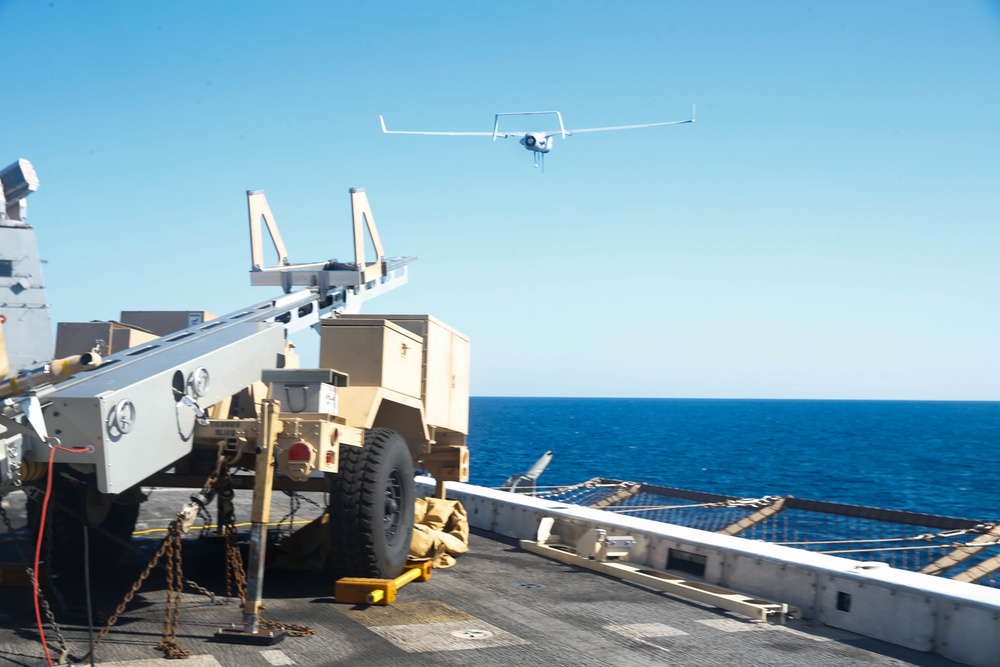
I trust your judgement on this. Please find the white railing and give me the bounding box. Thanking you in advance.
[417,479,1000,667]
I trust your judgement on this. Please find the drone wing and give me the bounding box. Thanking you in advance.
[563,106,696,136]
[379,115,493,137]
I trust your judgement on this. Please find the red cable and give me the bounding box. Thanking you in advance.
[33,444,92,667]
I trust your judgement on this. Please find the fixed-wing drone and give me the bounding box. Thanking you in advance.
[379,107,695,169]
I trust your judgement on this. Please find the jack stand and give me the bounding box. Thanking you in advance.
[214,400,285,646]
[335,561,433,605]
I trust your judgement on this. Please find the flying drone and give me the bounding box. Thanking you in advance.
[379,107,695,169]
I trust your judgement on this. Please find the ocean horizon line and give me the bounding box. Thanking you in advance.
[470,395,1000,404]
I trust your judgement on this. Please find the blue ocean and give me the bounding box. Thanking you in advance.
[467,398,1000,521]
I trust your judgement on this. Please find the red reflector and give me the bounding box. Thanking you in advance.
[287,442,311,461]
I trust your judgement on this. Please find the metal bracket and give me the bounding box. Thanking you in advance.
[178,395,210,426]
[1,395,51,444]
[248,190,289,271]
[349,188,385,284]
[248,188,412,293]
[213,627,286,646]
[575,528,636,562]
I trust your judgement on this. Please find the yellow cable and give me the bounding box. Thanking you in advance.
[132,519,314,536]
[0,519,315,540]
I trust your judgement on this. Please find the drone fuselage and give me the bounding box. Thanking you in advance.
[520,132,552,154]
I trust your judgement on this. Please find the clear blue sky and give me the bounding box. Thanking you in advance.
[3,1,999,400]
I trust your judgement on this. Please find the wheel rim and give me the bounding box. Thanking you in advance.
[384,469,404,541]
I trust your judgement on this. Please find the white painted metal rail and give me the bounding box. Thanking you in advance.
[417,479,1000,667]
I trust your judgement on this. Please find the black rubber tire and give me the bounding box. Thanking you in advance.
[327,428,415,579]
[26,466,141,576]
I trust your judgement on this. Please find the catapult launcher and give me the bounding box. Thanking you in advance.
[0,163,470,643]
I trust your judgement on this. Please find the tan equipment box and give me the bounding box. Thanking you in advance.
[55,321,158,358]
[119,310,217,336]
[358,314,470,435]
[318,315,470,486]
[319,318,423,400]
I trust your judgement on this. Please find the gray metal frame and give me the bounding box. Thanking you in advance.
[1,183,413,494]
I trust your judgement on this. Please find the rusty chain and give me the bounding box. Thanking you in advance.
[26,483,222,604]
[203,444,227,493]
[260,616,315,638]
[159,521,190,659]
[23,441,313,660]
[84,447,230,660]
[290,490,326,511]
[217,468,314,638]
[274,491,301,537]
[223,521,248,605]
[81,517,178,660]
[2,493,71,662]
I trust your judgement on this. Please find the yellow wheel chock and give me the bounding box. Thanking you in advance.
[335,561,433,605]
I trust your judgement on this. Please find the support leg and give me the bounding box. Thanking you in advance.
[215,399,286,645]
[243,399,280,633]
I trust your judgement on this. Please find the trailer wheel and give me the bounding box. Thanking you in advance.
[26,467,142,575]
[327,428,415,579]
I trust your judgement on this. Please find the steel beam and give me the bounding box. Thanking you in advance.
[920,524,1000,577]
[588,482,640,509]
[718,496,788,536]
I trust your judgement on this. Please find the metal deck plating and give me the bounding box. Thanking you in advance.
[0,488,972,667]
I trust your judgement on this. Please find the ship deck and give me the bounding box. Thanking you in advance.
[0,489,962,667]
